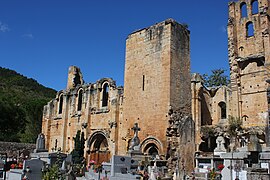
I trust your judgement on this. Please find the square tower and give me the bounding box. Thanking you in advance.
[228,0,270,127]
[118,19,191,155]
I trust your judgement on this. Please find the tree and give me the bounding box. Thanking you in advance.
[20,99,48,143]
[202,68,230,87]
[71,130,85,164]
[0,97,26,142]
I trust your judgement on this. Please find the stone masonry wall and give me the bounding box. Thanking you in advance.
[119,19,191,156]
[0,141,35,158]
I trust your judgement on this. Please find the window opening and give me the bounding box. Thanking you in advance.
[246,22,254,37]
[218,102,227,119]
[251,0,258,14]
[142,75,145,91]
[77,89,83,111]
[240,2,247,18]
[58,94,63,114]
[102,83,109,107]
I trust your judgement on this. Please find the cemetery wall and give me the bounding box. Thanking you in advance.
[0,141,35,158]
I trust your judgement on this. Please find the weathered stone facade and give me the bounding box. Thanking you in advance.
[192,0,270,162]
[42,19,193,168]
[42,67,123,163]
[42,0,270,176]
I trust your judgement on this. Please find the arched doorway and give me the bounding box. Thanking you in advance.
[141,137,163,158]
[88,132,110,165]
[143,143,159,157]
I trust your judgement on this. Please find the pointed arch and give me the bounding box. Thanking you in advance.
[140,137,164,156]
[87,131,110,164]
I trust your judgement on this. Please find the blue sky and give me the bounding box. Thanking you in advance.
[0,0,232,91]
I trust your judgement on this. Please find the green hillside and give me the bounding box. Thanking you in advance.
[0,67,56,143]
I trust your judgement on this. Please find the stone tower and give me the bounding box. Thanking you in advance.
[67,66,84,90]
[118,19,191,156]
[228,0,270,128]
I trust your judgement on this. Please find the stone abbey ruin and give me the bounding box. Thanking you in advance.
[41,0,270,178]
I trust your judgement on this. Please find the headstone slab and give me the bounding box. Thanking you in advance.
[220,151,250,159]
[34,133,48,153]
[260,152,270,160]
[110,155,138,175]
[23,159,45,180]
[248,133,262,152]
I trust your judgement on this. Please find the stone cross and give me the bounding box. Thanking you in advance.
[128,123,141,152]
[131,123,140,138]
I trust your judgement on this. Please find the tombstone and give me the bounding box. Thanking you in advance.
[220,151,250,180]
[34,133,48,153]
[0,153,7,180]
[128,123,144,158]
[111,155,134,175]
[8,159,45,180]
[248,133,262,152]
[129,123,141,152]
[214,136,226,156]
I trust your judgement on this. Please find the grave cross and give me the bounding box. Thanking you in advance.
[132,123,140,137]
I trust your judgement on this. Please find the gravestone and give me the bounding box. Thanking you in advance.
[214,136,226,156]
[34,133,48,153]
[86,155,141,180]
[111,155,138,175]
[128,123,141,154]
[0,153,7,180]
[248,133,261,152]
[23,159,44,180]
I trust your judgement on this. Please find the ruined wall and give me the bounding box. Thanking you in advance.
[42,67,122,159]
[227,0,269,127]
[211,86,231,125]
[119,19,191,156]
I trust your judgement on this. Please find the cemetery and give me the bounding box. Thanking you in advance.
[1,0,270,179]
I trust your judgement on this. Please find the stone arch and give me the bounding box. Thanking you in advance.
[240,2,247,18]
[246,21,254,37]
[87,131,110,164]
[251,0,258,14]
[218,101,227,119]
[140,137,163,157]
[101,82,109,107]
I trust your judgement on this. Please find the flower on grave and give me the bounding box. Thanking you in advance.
[89,160,96,165]
[10,164,16,169]
[18,163,23,169]
[217,164,224,171]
